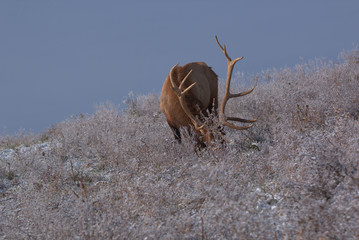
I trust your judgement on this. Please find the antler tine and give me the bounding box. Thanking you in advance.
[223,121,254,130]
[169,64,205,131]
[170,64,195,95]
[216,36,257,129]
[215,35,244,65]
[179,70,194,94]
[215,35,230,61]
[229,77,258,98]
[227,117,257,123]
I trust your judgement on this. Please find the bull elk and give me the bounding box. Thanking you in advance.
[160,36,257,147]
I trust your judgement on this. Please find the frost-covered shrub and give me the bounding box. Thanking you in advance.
[0,49,358,239]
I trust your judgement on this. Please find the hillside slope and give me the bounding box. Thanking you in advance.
[1,49,359,239]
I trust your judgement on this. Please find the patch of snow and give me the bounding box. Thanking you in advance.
[0,142,50,161]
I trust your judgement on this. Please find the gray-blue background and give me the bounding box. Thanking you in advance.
[1,1,358,134]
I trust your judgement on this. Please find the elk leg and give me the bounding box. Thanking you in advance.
[168,122,181,143]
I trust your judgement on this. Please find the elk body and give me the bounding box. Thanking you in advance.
[160,36,256,147]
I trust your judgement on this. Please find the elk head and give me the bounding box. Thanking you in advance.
[160,36,257,148]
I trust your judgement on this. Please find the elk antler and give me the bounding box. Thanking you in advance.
[215,35,257,130]
[169,64,206,132]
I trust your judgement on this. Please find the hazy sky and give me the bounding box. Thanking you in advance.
[1,1,358,134]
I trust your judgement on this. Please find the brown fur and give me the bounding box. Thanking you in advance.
[160,62,218,146]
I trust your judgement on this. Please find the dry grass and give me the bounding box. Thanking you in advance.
[1,49,359,239]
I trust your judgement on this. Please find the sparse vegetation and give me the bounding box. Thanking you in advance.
[1,49,359,239]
